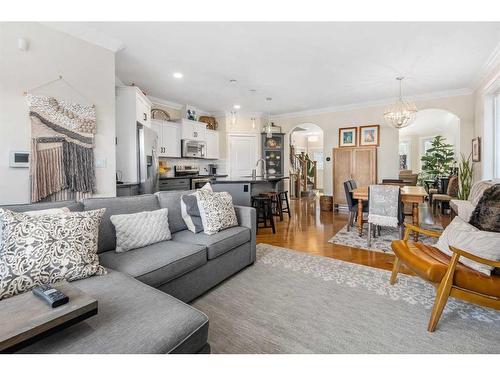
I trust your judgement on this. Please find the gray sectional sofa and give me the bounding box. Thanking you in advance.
[1,190,256,354]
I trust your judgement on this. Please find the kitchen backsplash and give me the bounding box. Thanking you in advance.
[159,157,227,177]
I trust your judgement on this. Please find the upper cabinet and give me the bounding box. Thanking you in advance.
[115,86,153,183]
[135,93,151,128]
[152,120,181,158]
[116,86,152,127]
[205,129,219,159]
[178,119,206,141]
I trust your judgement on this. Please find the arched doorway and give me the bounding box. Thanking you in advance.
[398,109,460,175]
[289,123,324,198]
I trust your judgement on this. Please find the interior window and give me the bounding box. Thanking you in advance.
[399,141,410,170]
[312,151,324,170]
[495,93,500,178]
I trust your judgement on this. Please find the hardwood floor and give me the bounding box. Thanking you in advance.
[256,194,451,274]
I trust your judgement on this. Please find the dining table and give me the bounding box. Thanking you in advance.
[351,185,428,241]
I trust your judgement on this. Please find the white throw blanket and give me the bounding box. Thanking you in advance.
[368,185,400,228]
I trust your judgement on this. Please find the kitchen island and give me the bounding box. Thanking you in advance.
[212,176,289,206]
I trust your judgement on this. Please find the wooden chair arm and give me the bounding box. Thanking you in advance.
[403,223,442,241]
[449,246,500,269]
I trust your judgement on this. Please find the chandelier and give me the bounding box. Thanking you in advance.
[383,77,417,129]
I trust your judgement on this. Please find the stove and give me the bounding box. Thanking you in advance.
[174,165,200,177]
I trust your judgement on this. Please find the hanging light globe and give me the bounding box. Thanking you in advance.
[383,77,417,129]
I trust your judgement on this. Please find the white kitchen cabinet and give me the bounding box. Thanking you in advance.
[205,129,219,159]
[152,120,181,158]
[115,86,153,183]
[179,119,206,141]
[135,94,151,128]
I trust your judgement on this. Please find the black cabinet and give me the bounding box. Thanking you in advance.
[159,178,190,191]
[261,133,284,177]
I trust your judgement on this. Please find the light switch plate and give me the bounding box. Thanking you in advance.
[95,158,106,168]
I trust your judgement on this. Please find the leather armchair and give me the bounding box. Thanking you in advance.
[390,224,500,332]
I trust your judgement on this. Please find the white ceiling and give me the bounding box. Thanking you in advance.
[66,22,500,115]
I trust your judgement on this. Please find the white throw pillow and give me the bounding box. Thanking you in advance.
[195,189,238,235]
[110,208,171,253]
[180,182,213,233]
[435,216,500,275]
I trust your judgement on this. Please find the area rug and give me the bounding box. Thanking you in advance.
[192,244,500,354]
[328,223,442,253]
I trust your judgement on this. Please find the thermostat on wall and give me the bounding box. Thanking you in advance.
[9,151,30,168]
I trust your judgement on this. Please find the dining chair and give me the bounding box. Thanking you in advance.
[367,185,404,247]
[344,180,368,231]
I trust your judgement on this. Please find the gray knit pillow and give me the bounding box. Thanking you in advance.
[0,208,106,301]
[110,208,171,252]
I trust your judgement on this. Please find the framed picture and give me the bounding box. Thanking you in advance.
[359,125,380,146]
[472,137,481,162]
[339,127,357,147]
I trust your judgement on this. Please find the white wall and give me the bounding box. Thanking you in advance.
[271,94,474,196]
[474,59,500,181]
[0,23,116,204]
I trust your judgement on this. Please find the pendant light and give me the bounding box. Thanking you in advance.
[383,77,417,129]
[265,97,273,138]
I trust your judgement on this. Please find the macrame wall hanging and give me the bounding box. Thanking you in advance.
[27,88,97,203]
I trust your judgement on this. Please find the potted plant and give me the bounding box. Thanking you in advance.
[420,135,455,193]
[458,153,473,200]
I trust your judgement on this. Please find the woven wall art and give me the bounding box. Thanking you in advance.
[27,94,97,202]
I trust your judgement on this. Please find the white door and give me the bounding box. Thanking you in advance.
[228,134,258,178]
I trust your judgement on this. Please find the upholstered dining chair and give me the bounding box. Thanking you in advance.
[367,185,404,247]
[343,180,368,231]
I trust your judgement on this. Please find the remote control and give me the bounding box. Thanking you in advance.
[32,284,69,308]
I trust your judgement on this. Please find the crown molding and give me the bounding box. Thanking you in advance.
[270,88,473,120]
[40,22,124,53]
[212,110,265,118]
[473,41,500,91]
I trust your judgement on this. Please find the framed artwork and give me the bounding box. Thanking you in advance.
[472,137,481,162]
[359,125,380,146]
[339,127,357,147]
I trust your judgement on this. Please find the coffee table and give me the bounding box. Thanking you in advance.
[0,281,97,353]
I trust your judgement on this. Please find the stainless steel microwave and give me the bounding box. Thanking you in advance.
[181,139,206,158]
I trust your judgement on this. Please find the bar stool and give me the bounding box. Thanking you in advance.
[278,191,291,219]
[259,192,283,221]
[251,195,276,233]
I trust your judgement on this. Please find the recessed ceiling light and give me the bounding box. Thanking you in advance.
[173,72,183,79]
[249,89,256,92]
[230,79,237,83]
[233,104,241,109]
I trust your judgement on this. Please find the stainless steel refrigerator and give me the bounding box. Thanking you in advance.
[137,125,159,194]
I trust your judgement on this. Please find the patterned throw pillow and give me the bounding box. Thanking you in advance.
[0,208,106,301]
[110,208,171,252]
[195,189,238,235]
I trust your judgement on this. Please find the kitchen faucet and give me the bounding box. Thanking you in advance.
[255,158,267,179]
